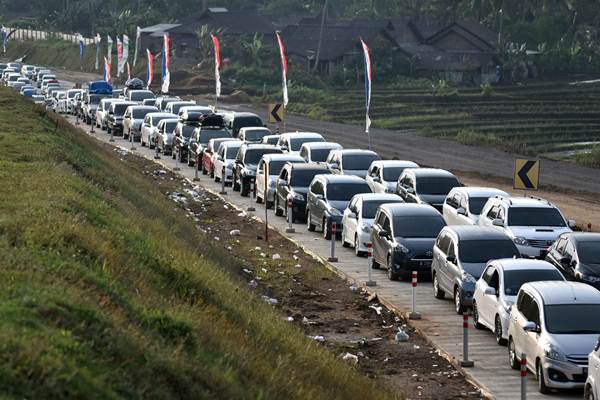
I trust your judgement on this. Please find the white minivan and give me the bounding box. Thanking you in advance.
[443,187,508,225]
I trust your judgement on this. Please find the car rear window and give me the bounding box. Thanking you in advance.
[226,145,242,159]
[290,137,324,151]
[245,148,282,164]
[382,167,408,182]
[392,216,445,238]
[362,200,401,219]
[327,183,371,201]
[132,109,154,119]
[233,116,263,132]
[577,241,600,264]
[112,104,131,116]
[342,154,380,170]
[416,177,460,195]
[130,91,154,102]
[459,239,520,265]
[244,129,270,142]
[200,130,231,144]
[468,197,491,215]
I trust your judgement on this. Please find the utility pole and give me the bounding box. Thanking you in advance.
[312,0,328,74]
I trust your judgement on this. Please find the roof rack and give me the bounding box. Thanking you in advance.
[527,195,552,206]
[493,194,512,205]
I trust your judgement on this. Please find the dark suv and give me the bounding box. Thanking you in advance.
[545,232,600,289]
[173,111,205,164]
[396,168,461,213]
[370,203,446,280]
[106,101,137,135]
[221,111,264,138]
[233,144,283,196]
[306,174,371,240]
[188,114,231,167]
[275,163,330,222]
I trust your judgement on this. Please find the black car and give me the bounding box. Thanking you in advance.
[106,101,137,135]
[233,144,283,197]
[187,114,231,167]
[221,111,264,138]
[370,203,446,280]
[396,168,461,213]
[306,174,371,240]
[173,112,206,163]
[275,163,330,222]
[546,232,600,289]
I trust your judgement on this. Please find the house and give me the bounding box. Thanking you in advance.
[139,24,181,54]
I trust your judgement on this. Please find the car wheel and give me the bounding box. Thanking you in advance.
[472,302,484,329]
[141,139,146,147]
[323,218,332,240]
[307,211,316,231]
[387,255,399,281]
[495,315,507,345]
[275,197,283,216]
[508,337,520,370]
[537,361,551,394]
[433,273,445,299]
[454,288,465,314]
[585,386,595,400]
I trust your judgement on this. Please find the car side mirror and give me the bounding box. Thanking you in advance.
[522,321,541,333]
[560,256,572,266]
[457,207,467,216]
[484,287,496,296]
[492,218,504,227]
[378,229,389,238]
[568,219,576,229]
[314,194,324,201]
[329,163,339,170]
[280,145,288,151]
[446,255,456,264]
[406,187,415,194]
[278,179,288,187]
[348,212,357,219]
[373,176,381,183]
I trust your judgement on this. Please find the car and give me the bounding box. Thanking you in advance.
[155,118,179,155]
[40,75,58,91]
[274,163,330,223]
[4,73,20,86]
[0,63,7,74]
[238,127,272,143]
[178,105,212,119]
[165,100,196,115]
[172,111,206,162]
[508,281,600,393]
[478,196,575,259]
[142,98,157,106]
[276,132,325,154]
[52,91,68,113]
[255,154,305,207]
[31,94,45,105]
[22,88,35,97]
[123,105,159,140]
[431,226,522,313]
[35,70,52,84]
[21,65,35,78]
[96,98,125,129]
[82,93,109,124]
[326,149,381,179]
[341,193,404,256]
[44,83,61,98]
[10,81,27,92]
[187,115,232,167]
[46,86,62,102]
[19,85,35,95]
[396,168,461,213]
[233,144,283,196]
[65,89,84,113]
[298,141,343,164]
[370,203,446,280]
[202,137,238,177]
[306,174,371,240]
[32,67,48,81]
[213,141,243,184]
[366,160,420,194]
[112,89,124,99]
[154,96,181,111]
[222,111,264,138]
[585,339,600,400]
[127,89,155,104]
[141,112,177,147]
[106,101,138,135]
[443,187,509,225]
[545,232,600,289]
[472,259,565,345]
[261,134,280,145]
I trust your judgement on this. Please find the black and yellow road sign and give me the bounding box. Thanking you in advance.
[514,159,540,190]
[268,103,284,123]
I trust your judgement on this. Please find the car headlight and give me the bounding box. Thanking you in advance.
[513,237,529,246]
[395,243,410,254]
[544,345,567,362]
[329,208,343,217]
[359,223,372,233]
[580,274,600,283]
[461,271,477,283]
[292,192,304,201]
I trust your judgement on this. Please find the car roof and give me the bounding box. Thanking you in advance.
[562,232,600,242]
[442,225,510,241]
[127,105,158,110]
[316,174,368,184]
[222,140,242,147]
[302,141,342,149]
[522,281,600,305]
[371,160,419,168]
[262,154,305,162]
[449,187,508,197]
[333,149,379,156]
[353,193,404,202]
[243,144,279,151]
[290,162,329,171]
[240,126,269,132]
[230,111,260,118]
[158,118,179,124]
[147,112,177,118]
[280,131,322,139]
[492,259,560,272]
[129,89,153,93]
[380,203,441,217]
[496,197,555,208]
[406,168,456,178]
[111,101,137,107]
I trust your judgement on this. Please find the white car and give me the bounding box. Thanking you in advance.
[238,127,272,143]
[65,89,84,113]
[165,100,196,115]
[52,91,68,113]
[585,339,600,400]
[443,187,508,225]
[326,149,381,179]
[508,281,600,393]
[213,141,242,184]
[96,98,125,130]
[276,132,325,154]
[366,160,419,193]
[255,154,305,207]
[261,134,280,145]
[178,105,212,118]
[141,112,177,147]
[478,196,575,258]
[155,118,179,155]
[123,105,159,140]
[298,141,342,164]
[472,258,564,345]
[341,193,404,256]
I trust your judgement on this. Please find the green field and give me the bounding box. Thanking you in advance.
[0,88,396,399]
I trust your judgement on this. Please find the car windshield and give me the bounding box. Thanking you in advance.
[577,241,600,264]
[233,116,262,132]
[89,95,102,105]
[179,124,197,138]
[243,129,269,141]
[469,197,491,215]
[544,304,600,334]
[132,109,153,118]
[362,200,400,219]
[290,137,324,151]
[327,183,371,201]
[130,91,154,101]
[342,154,379,170]
[200,130,230,144]
[289,169,324,187]
[264,137,279,145]
[268,161,292,176]
[459,240,520,264]
[310,148,335,162]
[416,177,459,195]
[162,121,178,133]
[226,145,241,159]
[112,104,131,116]
[392,216,445,238]
[383,167,408,182]
[507,208,565,227]
[503,269,564,296]
[245,149,281,164]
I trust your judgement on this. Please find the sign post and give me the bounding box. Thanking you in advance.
[268,103,284,124]
[514,159,540,196]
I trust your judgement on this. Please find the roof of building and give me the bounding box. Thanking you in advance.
[171,9,275,35]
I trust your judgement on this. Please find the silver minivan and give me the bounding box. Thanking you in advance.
[508,281,600,393]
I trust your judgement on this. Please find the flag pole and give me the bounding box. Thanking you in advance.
[360,38,373,150]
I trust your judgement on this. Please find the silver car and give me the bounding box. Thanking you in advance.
[508,281,600,393]
[585,339,600,400]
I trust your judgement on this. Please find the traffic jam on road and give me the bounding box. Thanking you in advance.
[4,61,600,399]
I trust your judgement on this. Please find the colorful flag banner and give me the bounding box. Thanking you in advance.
[146,49,154,89]
[161,33,170,93]
[107,35,113,63]
[78,34,85,63]
[123,34,129,70]
[211,34,221,98]
[360,38,372,147]
[95,34,101,70]
[116,36,123,76]
[104,56,111,83]
[275,32,288,108]
[133,26,141,66]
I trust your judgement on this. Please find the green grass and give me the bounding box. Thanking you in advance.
[0,88,398,400]
[575,146,600,167]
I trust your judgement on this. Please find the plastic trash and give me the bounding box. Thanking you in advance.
[395,328,409,342]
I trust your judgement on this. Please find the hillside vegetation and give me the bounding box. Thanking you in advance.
[0,88,396,400]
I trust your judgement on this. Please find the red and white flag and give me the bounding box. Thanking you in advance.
[161,33,170,93]
[104,56,111,83]
[360,38,372,134]
[211,34,221,97]
[276,32,288,107]
[116,36,123,76]
[146,49,153,88]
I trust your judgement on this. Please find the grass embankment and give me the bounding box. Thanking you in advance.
[0,88,396,400]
